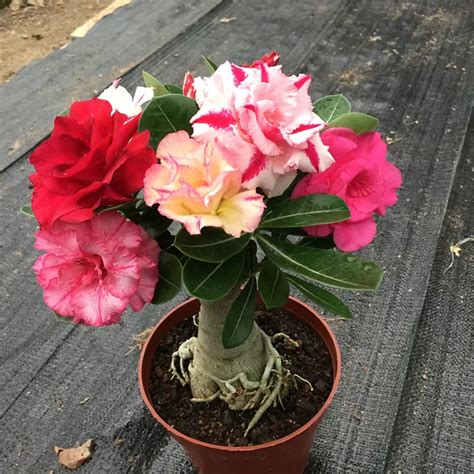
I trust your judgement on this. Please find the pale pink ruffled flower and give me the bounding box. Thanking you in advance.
[33,212,160,326]
[293,129,402,252]
[99,80,154,117]
[144,131,265,237]
[191,61,333,196]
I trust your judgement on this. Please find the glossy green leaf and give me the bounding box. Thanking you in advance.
[327,112,378,134]
[182,252,244,300]
[258,261,289,309]
[257,233,383,291]
[142,71,169,96]
[286,274,351,318]
[202,55,218,73]
[20,204,34,217]
[299,236,335,249]
[238,240,257,284]
[260,194,350,229]
[313,94,351,122]
[222,277,257,348]
[126,205,172,239]
[175,228,252,262]
[165,84,183,94]
[152,252,182,304]
[139,94,198,149]
[267,227,308,237]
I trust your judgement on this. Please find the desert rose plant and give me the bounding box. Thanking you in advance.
[24,52,401,435]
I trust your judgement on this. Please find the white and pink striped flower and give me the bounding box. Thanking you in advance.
[33,212,160,326]
[190,62,334,196]
[144,131,265,237]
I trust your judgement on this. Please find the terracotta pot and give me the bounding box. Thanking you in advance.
[139,296,341,474]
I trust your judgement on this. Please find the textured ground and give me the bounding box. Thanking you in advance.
[0,0,115,83]
[0,0,472,472]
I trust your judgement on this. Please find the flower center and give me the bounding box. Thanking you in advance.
[347,170,376,198]
[84,254,107,279]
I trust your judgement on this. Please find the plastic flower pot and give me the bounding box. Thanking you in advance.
[139,296,341,474]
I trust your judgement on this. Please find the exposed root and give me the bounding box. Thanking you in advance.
[169,330,313,436]
[125,327,154,355]
[271,332,300,347]
[170,337,196,386]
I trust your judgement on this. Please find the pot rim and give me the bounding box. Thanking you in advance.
[138,296,341,452]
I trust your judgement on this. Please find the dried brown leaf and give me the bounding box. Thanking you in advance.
[54,439,93,470]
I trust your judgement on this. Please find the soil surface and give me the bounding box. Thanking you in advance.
[0,0,114,83]
[150,306,333,446]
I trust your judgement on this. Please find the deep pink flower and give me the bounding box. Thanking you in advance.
[191,62,333,197]
[33,212,160,326]
[293,128,402,252]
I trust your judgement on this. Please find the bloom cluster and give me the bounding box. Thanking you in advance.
[28,52,402,326]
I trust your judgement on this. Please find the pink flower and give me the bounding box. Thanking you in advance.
[293,128,402,252]
[144,131,265,237]
[33,212,160,326]
[191,62,333,197]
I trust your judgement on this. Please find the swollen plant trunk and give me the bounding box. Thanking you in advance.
[188,288,268,409]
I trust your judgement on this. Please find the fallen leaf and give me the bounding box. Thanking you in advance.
[450,244,461,257]
[54,439,93,470]
[219,17,236,23]
[368,35,381,42]
[386,136,401,145]
[443,237,473,275]
[79,397,90,405]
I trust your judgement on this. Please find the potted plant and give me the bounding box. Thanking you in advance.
[24,52,402,473]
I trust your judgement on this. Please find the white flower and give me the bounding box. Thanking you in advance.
[99,81,154,117]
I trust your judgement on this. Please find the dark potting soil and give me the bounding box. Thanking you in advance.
[149,306,333,446]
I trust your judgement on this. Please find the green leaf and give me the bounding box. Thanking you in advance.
[142,71,169,97]
[327,112,378,134]
[152,252,182,304]
[256,233,383,291]
[175,228,252,262]
[182,252,244,300]
[258,262,289,309]
[267,227,308,237]
[313,94,351,122]
[139,94,198,149]
[238,240,257,284]
[260,194,350,229]
[126,205,172,239]
[299,236,335,249]
[20,204,34,217]
[286,274,351,318]
[165,84,183,94]
[202,55,218,73]
[222,277,257,348]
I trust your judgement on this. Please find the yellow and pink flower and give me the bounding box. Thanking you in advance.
[144,131,265,237]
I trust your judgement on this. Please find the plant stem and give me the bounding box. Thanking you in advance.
[187,287,268,408]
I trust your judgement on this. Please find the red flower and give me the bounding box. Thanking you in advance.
[30,98,156,228]
[242,51,281,68]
